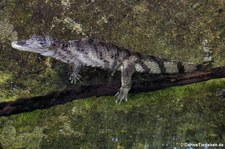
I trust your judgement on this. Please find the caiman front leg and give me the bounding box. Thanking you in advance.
[69,60,83,84]
[115,61,135,103]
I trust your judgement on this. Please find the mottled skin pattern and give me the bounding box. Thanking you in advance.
[12,35,212,103]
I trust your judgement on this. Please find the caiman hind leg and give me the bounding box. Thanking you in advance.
[115,61,135,103]
[69,60,83,84]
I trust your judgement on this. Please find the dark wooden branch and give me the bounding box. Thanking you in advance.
[1,66,225,117]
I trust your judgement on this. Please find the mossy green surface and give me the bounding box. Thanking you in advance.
[0,0,224,148]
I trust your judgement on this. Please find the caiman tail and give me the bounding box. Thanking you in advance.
[135,39,213,74]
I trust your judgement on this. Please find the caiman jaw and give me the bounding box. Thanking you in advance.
[12,40,42,54]
[12,40,48,54]
[12,40,28,51]
[12,35,56,57]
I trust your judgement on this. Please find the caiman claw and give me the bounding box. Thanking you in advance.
[115,87,129,104]
[69,74,82,84]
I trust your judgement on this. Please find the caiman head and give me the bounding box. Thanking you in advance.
[11,35,55,56]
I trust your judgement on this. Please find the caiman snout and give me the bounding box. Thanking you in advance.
[17,40,26,45]
[11,40,30,51]
[11,41,19,49]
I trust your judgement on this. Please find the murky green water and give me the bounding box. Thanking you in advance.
[0,0,224,148]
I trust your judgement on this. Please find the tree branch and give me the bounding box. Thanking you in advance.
[1,66,225,117]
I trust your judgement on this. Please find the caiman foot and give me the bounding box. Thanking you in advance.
[69,73,82,84]
[115,87,130,104]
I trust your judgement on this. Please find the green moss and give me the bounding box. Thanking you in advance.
[0,72,12,85]
[0,0,225,148]
[13,110,42,126]
[1,78,221,148]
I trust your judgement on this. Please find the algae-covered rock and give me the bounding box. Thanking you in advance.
[0,0,224,148]
[0,18,18,43]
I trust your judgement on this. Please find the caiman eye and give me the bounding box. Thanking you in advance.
[63,44,68,47]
